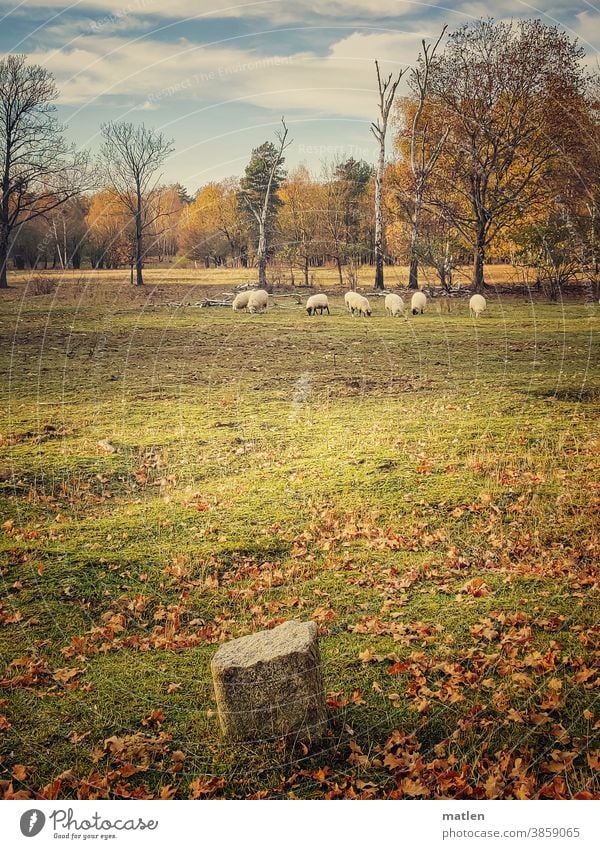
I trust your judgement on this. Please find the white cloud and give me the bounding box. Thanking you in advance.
[27,29,425,120]
[10,1,596,131]
[4,0,419,23]
[7,0,583,22]
[572,10,600,53]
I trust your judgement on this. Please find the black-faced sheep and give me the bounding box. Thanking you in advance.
[345,292,371,316]
[306,294,330,315]
[385,293,405,317]
[411,291,427,315]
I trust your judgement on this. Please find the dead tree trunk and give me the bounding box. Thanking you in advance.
[243,119,291,292]
[371,61,404,291]
[407,27,448,290]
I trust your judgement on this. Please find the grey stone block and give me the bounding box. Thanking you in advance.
[211,620,327,742]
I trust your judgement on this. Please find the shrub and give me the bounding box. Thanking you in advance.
[28,275,57,296]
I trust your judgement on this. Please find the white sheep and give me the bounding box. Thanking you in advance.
[385,293,405,317]
[306,294,330,315]
[347,292,371,317]
[469,293,487,318]
[247,289,269,313]
[232,291,251,311]
[411,291,427,315]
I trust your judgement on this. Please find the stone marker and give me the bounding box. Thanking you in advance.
[211,619,327,742]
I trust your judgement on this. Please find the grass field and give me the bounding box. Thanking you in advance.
[0,271,599,799]
[5,261,538,293]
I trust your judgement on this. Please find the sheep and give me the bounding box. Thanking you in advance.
[232,291,251,311]
[247,289,269,313]
[385,293,405,317]
[411,291,427,315]
[344,291,355,313]
[469,293,487,318]
[306,294,330,315]
[349,293,371,317]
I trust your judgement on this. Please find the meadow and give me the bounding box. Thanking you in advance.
[0,268,598,799]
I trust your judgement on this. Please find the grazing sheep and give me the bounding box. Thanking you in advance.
[247,289,269,313]
[469,293,487,318]
[232,291,251,311]
[411,291,427,315]
[350,293,372,317]
[306,294,330,315]
[385,293,405,317]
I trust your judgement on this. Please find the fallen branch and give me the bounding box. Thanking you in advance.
[271,293,303,304]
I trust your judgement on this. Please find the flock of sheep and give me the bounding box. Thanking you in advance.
[232,289,488,318]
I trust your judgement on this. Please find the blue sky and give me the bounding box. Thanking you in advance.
[0,1,598,193]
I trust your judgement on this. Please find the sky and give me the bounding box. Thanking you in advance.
[0,1,598,194]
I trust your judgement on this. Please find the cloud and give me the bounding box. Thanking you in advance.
[7,1,596,136]
[4,0,573,26]
[26,29,427,120]
[572,10,600,53]
[3,0,418,23]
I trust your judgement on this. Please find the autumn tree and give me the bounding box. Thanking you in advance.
[427,19,588,291]
[539,77,600,299]
[145,185,185,263]
[44,196,89,269]
[99,121,174,285]
[238,120,290,288]
[371,61,404,290]
[278,166,324,285]
[0,54,89,288]
[404,27,447,289]
[323,158,373,286]
[86,190,133,269]
[179,180,247,267]
[511,210,581,301]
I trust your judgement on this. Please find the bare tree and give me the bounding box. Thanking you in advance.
[99,122,174,286]
[371,62,404,290]
[240,118,290,289]
[0,54,89,289]
[407,27,448,290]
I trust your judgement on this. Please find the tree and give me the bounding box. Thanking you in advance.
[405,27,448,289]
[323,158,374,286]
[278,166,324,285]
[99,122,174,286]
[512,210,581,301]
[427,19,588,291]
[179,180,247,267]
[86,190,133,269]
[540,77,600,300]
[44,196,88,269]
[145,185,185,263]
[238,119,290,288]
[371,61,404,290]
[0,54,89,288]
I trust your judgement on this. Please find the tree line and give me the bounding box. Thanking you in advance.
[1,17,599,296]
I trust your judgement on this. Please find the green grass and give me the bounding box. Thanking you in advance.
[1,279,599,799]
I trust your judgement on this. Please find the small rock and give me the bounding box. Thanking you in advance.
[211,620,327,743]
